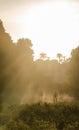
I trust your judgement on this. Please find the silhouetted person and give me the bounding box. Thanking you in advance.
[53,90,58,103]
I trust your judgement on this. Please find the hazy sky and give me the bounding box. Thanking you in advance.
[0,0,79,59]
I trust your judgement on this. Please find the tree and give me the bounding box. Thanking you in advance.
[69,46,79,100]
[0,20,35,105]
[39,53,47,60]
[11,38,34,103]
[57,53,62,64]
[0,20,13,110]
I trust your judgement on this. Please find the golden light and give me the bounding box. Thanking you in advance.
[4,1,79,59]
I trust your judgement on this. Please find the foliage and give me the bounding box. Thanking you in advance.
[0,20,34,106]
[5,103,79,130]
[69,46,79,99]
[6,120,30,130]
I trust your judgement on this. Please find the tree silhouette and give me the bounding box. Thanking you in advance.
[0,20,13,109]
[69,46,79,100]
[57,53,62,64]
[39,53,47,60]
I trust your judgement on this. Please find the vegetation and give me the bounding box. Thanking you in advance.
[0,103,79,130]
[0,20,79,129]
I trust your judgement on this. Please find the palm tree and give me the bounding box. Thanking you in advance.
[57,53,62,63]
[39,53,47,60]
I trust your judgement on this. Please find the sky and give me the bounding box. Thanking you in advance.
[0,0,79,59]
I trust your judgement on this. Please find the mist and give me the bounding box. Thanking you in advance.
[0,20,78,110]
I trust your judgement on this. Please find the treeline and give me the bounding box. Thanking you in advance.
[0,19,79,108]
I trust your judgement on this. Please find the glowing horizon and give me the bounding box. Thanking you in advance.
[1,0,79,59]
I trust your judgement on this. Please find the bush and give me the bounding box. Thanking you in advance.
[5,120,30,130]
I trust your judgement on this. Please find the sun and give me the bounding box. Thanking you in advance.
[10,1,79,60]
